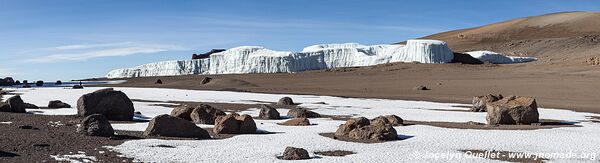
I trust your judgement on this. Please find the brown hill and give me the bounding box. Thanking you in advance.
[420,11,600,71]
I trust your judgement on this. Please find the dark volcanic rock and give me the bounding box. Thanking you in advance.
[190,104,226,124]
[35,81,44,86]
[277,97,294,105]
[155,79,163,84]
[72,85,84,89]
[414,85,430,90]
[471,94,503,112]
[77,88,134,121]
[281,147,310,160]
[258,104,280,119]
[24,103,39,109]
[200,77,212,85]
[0,95,26,113]
[213,113,257,134]
[55,80,62,85]
[48,100,71,108]
[143,114,211,139]
[287,107,320,118]
[192,49,226,59]
[486,96,539,125]
[77,114,115,137]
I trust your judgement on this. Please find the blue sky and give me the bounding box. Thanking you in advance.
[1,0,600,81]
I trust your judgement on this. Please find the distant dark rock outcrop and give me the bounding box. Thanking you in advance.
[192,49,226,59]
[0,77,15,86]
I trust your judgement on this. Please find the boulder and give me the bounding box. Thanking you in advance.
[170,105,196,121]
[258,104,280,119]
[471,94,503,112]
[35,80,44,86]
[281,147,310,160]
[72,85,84,89]
[155,79,162,84]
[277,97,294,105]
[55,80,62,85]
[76,114,114,137]
[14,80,21,85]
[213,113,257,134]
[48,100,71,108]
[77,88,135,121]
[335,117,398,141]
[200,77,212,85]
[190,104,226,124]
[486,96,539,125]
[371,115,403,126]
[287,107,320,118]
[143,114,211,139]
[0,95,26,113]
[280,118,310,126]
[414,85,429,90]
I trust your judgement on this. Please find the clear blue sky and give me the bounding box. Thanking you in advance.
[1,0,599,81]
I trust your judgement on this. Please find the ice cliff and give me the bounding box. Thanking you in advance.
[106,40,455,78]
[465,51,537,64]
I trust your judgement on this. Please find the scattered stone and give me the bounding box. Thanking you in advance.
[155,79,163,84]
[72,85,84,89]
[371,115,403,126]
[143,114,211,139]
[0,95,26,113]
[287,107,321,118]
[18,125,36,130]
[55,80,62,85]
[277,97,294,105]
[22,84,31,88]
[169,105,196,121]
[281,147,310,160]
[77,88,135,121]
[190,104,226,124]
[48,100,71,108]
[414,85,430,90]
[35,80,44,86]
[335,117,398,141]
[486,96,539,125]
[258,104,280,119]
[280,118,310,126]
[77,114,115,137]
[200,77,212,85]
[471,94,503,112]
[213,113,257,134]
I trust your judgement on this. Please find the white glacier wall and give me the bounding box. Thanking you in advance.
[106,40,455,78]
[465,51,537,64]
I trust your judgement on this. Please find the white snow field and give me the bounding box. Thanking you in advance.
[7,87,599,162]
[106,40,456,78]
[465,51,538,64]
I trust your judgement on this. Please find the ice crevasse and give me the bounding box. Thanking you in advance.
[106,39,531,78]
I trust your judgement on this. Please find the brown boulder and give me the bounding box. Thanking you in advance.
[486,96,539,125]
[213,113,257,134]
[471,94,503,112]
[200,77,212,85]
[170,105,196,121]
[281,147,310,160]
[76,114,114,137]
[280,118,310,126]
[287,107,320,118]
[143,114,211,139]
[335,117,398,141]
[190,104,226,124]
[371,115,403,126]
[414,85,430,90]
[277,97,294,105]
[48,100,71,108]
[77,88,134,121]
[258,104,280,119]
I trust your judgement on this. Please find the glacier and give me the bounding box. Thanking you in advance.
[106,40,535,78]
[465,51,537,64]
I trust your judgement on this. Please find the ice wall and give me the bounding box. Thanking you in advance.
[465,51,537,64]
[106,40,456,78]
